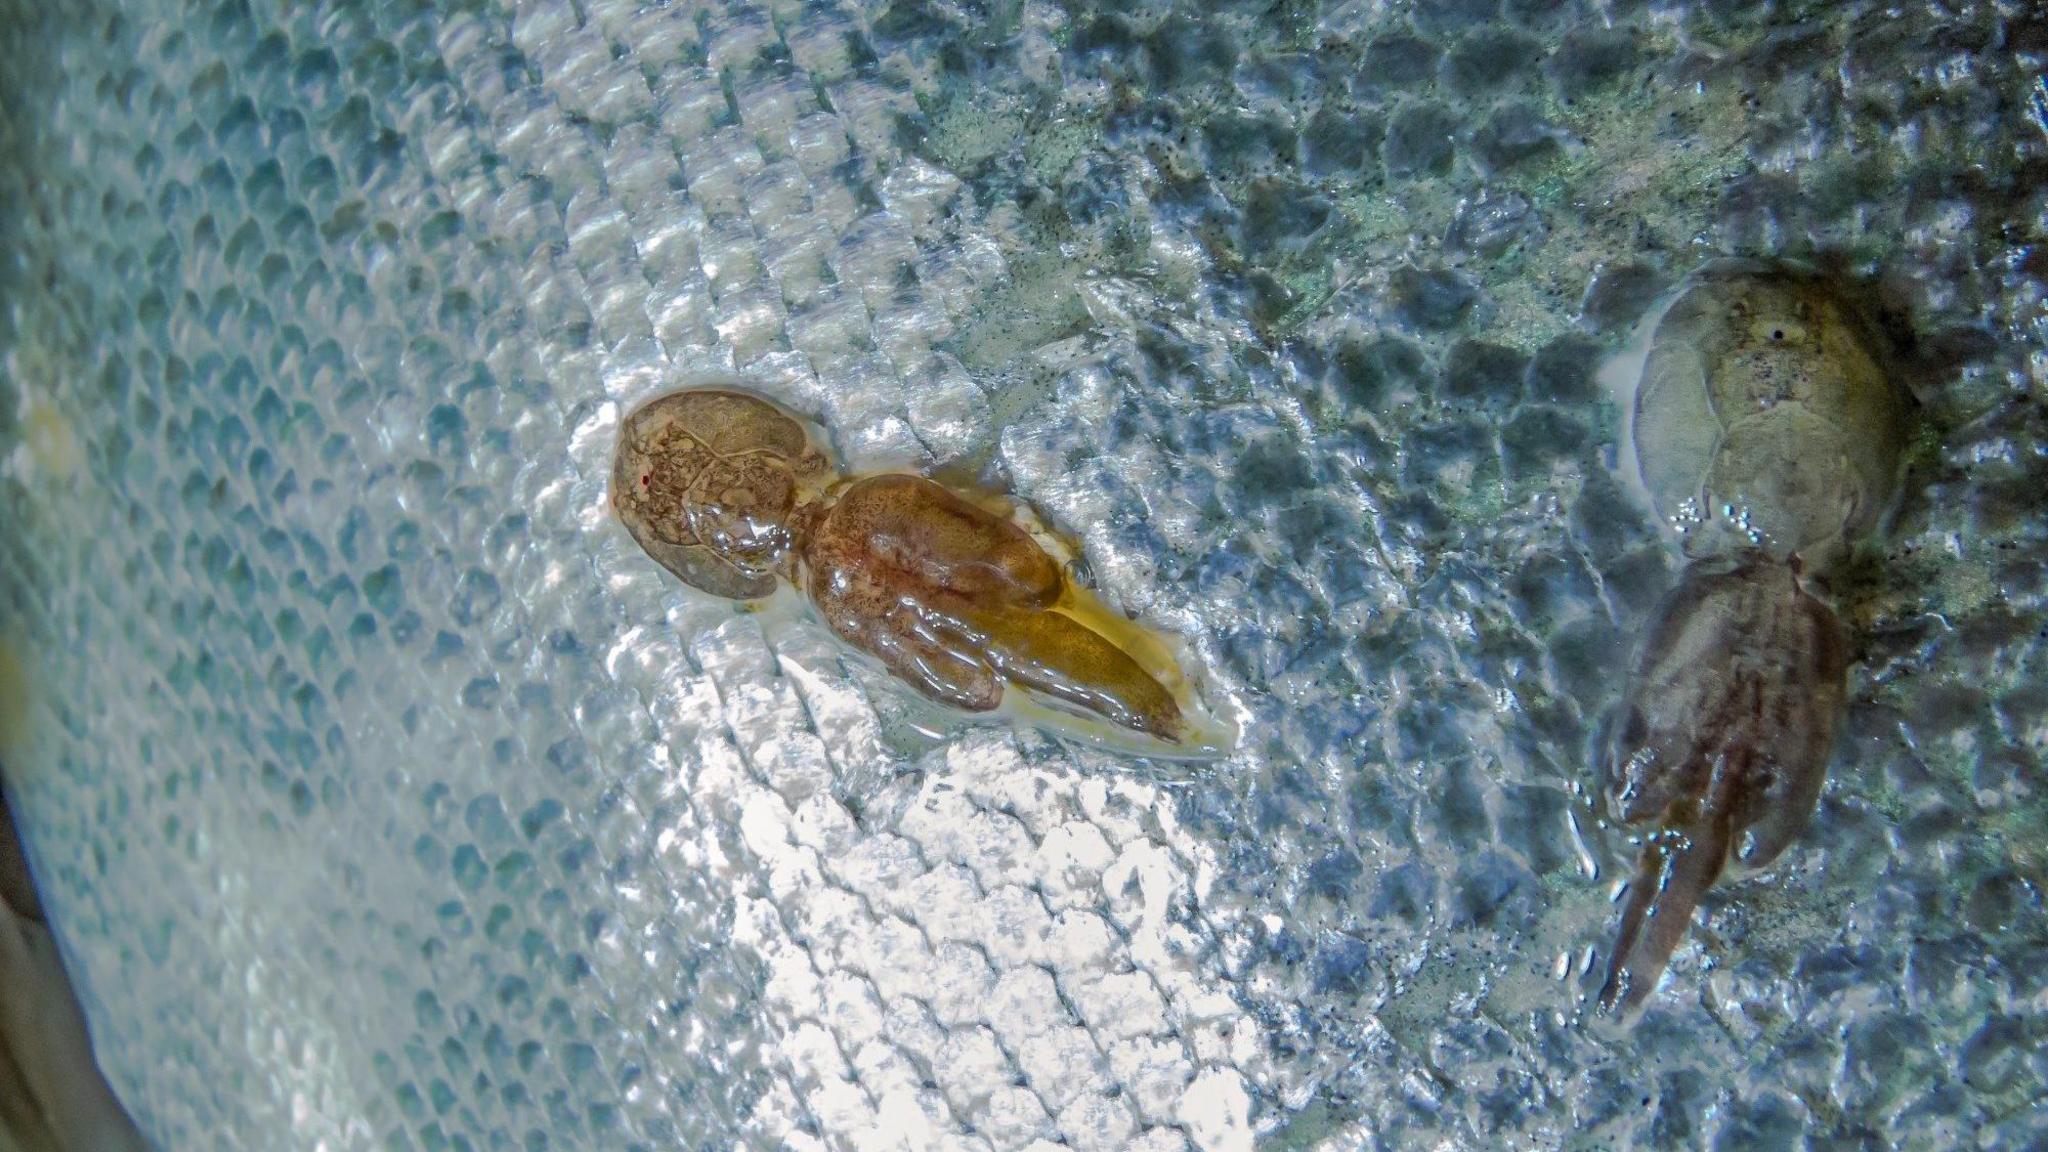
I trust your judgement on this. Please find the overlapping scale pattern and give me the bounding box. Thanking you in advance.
[1,0,2044,1148]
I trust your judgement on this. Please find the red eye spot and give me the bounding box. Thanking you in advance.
[641,474,651,487]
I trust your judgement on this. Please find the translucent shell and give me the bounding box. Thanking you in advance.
[1597,559,1849,1014]
[614,387,1230,757]
[1632,260,1910,568]
[612,389,832,601]
[1598,263,1912,1016]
